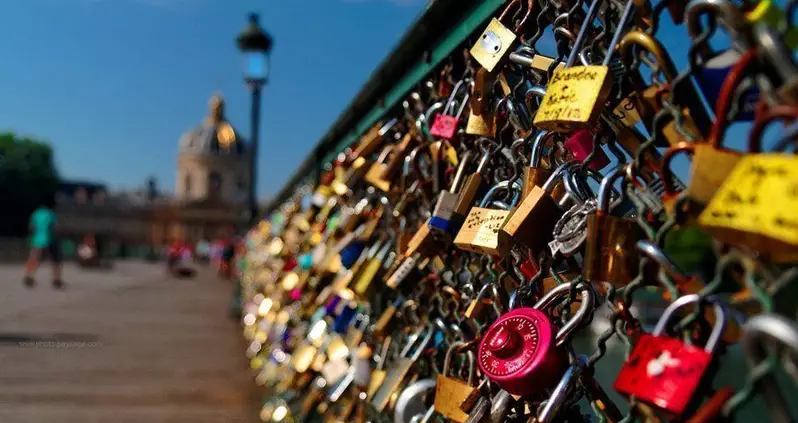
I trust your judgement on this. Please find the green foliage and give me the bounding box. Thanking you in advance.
[0,131,60,236]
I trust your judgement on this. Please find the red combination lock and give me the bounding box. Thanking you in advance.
[563,130,611,171]
[477,283,595,396]
[614,294,726,417]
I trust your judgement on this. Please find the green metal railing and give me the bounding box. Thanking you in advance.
[265,0,506,213]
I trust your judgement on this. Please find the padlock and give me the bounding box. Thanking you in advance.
[429,151,473,234]
[477,283,595,396]
[618,31,711,144]
[534,0,637,132]
[394,378,436,423]
[464,282,499,320]
[755,24,798,105]
[614,294,726,417]
[453,179,522,257]
[660,140,740,212]
[385,253,423,290]
[563,130,611,171]
[371,327,434,413]
[698,106,798,262]
[502,162,573,257]
[522,131,567,201]
[741,313,798,423]
[536,355,588,423]
[430,79,471,141]
[466,68,497,136]
[352,238,392,297]
[365,133,416,192]
[582,165,646,288]
[746,0,798,48]
[696,50,759,122]
[469,0,530,72]
[435,341,478,423]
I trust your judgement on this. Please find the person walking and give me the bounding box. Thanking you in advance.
[23,198,64,289]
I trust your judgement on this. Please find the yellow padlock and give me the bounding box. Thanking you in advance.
[698,106,798,263]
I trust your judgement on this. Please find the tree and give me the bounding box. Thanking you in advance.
[0,132,60,236]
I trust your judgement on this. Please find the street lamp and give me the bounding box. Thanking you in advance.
[236,12,273,224]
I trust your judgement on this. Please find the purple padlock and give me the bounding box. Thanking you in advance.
[563,130,610,171]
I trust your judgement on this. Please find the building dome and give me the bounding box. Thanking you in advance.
[179,94,247,156]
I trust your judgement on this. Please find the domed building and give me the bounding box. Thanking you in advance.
[176,93,251,204]
[54,93,252,253]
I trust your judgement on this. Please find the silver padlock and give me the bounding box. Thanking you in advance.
[740,313,798,423]
[394,378,436,423]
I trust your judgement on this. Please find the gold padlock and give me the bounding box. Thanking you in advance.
[371,328,434,413]
[582,165,646,288]
[619,30,712,142]
[534,0,632,132]
[435,341,479,423]
[364,133,415,192]
[698,106,798,262]
[502,162,573,257]
[454,179,522,256]
[523,131,567,201]
[469,0,532,72]
[466,68,497,136]
[660,141,740,215]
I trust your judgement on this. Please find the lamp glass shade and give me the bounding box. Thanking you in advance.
[245,52,268,81]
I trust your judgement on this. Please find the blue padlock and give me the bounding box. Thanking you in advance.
[333,303,358,334]
[697,50,759,121]
[298,253,313,271]
[339,241,365,269]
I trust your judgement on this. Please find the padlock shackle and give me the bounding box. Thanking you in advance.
[379,118,399,137]
[529,130,557,168]
[635,240,691,284]
[748,105,798,153]
[450,150,472,194]
[597,165,626,213]
[400,326,434,361]
[742,313,798,367]
[756,24,798,82]
[619,30,679,82]
[709,48,757,147]
[542,161,577,193]
[566,0,604,67]
[532,282,595,345]
[740,313,798,423]
[659,142,695,196]
[653,294,726,352]
[601,0,636,67]
[479,179,523,208]
[538,355,588,423]
[685,0,749,49]
[443,340,479,379]
[424,101,446,131]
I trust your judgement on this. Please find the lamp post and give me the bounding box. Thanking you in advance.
[236,13,273,224]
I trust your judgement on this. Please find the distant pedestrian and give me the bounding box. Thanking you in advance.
[196,239,210,264]
[23,197,64,289]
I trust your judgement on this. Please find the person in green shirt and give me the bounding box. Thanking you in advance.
[23,197,64,288]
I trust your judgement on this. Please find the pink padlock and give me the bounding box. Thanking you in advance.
[430,79,470,140]
[289,288,302,302]
[477,283,594,396]
[430,114,459,140]
[563,130,610,171]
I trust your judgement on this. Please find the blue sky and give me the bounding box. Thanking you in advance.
[0,0,769,199]
[0,0,427,197]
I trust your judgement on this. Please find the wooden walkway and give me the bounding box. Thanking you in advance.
[0,262,260,423]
